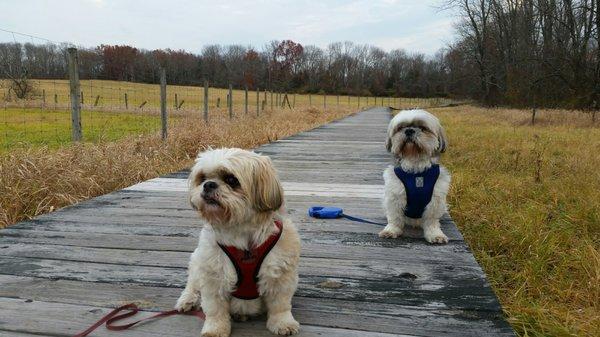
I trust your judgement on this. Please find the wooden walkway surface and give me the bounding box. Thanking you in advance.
[0,107,515,337]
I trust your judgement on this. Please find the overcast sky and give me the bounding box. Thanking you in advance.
[0,0,457,55]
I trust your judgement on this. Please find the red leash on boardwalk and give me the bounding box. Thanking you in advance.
[73,303,205,337]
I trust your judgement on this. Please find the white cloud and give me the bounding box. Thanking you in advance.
[0,0,457,55]
[86,0,105,8]
[373,17,456,54]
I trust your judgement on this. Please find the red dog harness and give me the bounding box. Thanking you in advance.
[218,220,283,300]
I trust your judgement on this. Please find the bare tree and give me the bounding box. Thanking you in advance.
[0,43,36,99]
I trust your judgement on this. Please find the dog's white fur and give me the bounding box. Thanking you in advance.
[379,109,451,244]
[176,148,301,337]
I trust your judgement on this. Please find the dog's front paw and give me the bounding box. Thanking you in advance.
[424,231,448,244]
[267,312,300,336]
[202,317,231,337]
[175,290,199,312]
[378,224,402,239]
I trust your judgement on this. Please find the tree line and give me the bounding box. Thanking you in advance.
[2,0,600,108]
[445,0,600,108]
[0,40,449,98]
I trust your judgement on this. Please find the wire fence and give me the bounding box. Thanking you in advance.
[0,42,454,152]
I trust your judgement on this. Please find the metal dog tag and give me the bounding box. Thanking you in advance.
[415,177,424,188]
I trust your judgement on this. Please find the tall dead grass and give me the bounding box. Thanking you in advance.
[430,105,600,337]
[0,107,354,227]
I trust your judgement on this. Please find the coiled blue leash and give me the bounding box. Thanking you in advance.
[308,206,386,226]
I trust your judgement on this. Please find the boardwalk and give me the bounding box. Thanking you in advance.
[0,107,514,337]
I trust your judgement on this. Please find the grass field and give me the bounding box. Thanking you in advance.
[0,108,162,148]
[0,105,356,228]
[1,79,447,150]
[429,106,599,337]
[1,79,442,111]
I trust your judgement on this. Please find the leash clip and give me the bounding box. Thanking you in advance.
[308,206,343,219]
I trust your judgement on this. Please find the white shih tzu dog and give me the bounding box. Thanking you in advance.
[176,148,301,337]
[379,109,451,244]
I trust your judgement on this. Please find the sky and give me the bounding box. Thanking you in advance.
[0,0,458,55]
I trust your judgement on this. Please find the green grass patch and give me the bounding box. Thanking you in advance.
[0,108,162,150]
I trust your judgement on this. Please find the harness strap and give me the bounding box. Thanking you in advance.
[394,164,440,219]
[72,303,205,337]
[218,220,283,300]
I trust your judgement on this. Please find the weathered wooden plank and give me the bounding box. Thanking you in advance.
[0,297,407,337]
[125,179,386,199]
[7,212,462,240]
[0,224,464,255]
[0,256,501,312]
[0,276,513,337]
[0,226,471,266]
[24,190,392,215]
[0,242,480,279]
[274,139,383,145]
[0,332,47,337]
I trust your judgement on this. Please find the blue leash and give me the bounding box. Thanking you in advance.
[308,206,386,226]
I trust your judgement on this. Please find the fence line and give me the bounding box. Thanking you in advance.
[0,48,454,151]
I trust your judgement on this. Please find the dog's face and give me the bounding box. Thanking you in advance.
[386,109,447,161]
[189,148,283,226]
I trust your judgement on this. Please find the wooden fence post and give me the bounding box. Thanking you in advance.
[293,94,296,108]
[323,94,326,109]
[358,96,360,108]
[203,80,208,122]
[270,91,274,111]
[124,93,128,109]
[174,93,179,110]
[337,95,339,107]
[244,86,248,114]
[42,89,45,109]
[67,47,82,142]
[160,68,167,140]
[228,84,233,119]
[256,87,260,116]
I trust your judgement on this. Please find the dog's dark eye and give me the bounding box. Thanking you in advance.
[194,173,205,186]
[418,126,428,132]
[223,174,240,188]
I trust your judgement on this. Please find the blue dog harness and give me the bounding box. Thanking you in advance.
[394,164,440,219]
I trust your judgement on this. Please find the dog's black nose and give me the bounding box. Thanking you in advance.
[405,128,416,137]
[204,181,218,192]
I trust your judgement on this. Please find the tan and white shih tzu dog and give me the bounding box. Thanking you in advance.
[379,109,451,244]
[175,148,301,337]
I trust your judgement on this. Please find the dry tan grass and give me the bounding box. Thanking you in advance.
[466,106,600,128]
[427,105,600,337]
[0,106,355,228]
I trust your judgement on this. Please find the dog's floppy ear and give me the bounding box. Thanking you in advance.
[436,125,448,154]
[385,136,392,152]
[252,156,283,212]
